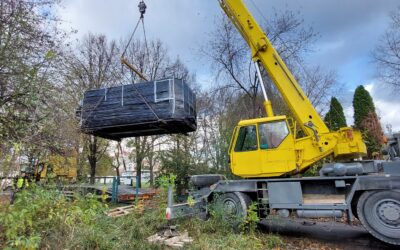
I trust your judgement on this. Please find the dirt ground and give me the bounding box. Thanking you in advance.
[0,193,9,249]
[260,218,397,250]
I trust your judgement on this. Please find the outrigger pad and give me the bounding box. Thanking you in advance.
[77,78,196,140]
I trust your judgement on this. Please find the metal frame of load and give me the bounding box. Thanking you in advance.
[78,78,196,140]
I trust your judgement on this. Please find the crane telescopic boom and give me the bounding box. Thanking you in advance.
[220,0,328,135]
[220,0,366,177]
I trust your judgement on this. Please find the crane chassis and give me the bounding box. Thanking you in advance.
[167,162,400,245]
[166,0,400,246]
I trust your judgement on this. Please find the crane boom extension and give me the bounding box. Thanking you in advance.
[220,0,327,135]
[220,0,367,177]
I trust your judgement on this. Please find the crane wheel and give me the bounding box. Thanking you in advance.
[357,190,400,245]
[214,192,251,227]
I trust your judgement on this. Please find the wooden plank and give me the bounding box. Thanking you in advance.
[106,205,136,217]
[303,194,345,204]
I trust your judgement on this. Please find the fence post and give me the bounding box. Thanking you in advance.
[112,177,118,204]
[167,186,173,208]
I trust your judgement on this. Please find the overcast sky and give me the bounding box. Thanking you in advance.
[58,0,400,131]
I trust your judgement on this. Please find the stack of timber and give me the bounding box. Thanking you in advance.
[78,78,196,140]
[147,227,193,248]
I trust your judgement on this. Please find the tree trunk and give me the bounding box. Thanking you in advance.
[89,157,96,184]
[88,135,97,184]
[136,157,142,188]
[75,139,82,180]
[114,149,121,185]
[149,159,154,188]
[115,166,120,184]
[135,137,142,188]
[252,95,258,118]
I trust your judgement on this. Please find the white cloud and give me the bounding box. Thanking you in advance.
[364,83,374,93]
[343,105,354,127]
[375,99,400,132]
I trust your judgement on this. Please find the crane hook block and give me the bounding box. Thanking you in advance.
[138,1,146,17]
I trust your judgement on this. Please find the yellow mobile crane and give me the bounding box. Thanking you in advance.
[221,1,366,178]
[166,0,400,246]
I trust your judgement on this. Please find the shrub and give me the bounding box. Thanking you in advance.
[0,185,283,250]
[240,202,260,233]
[0,186,106,249]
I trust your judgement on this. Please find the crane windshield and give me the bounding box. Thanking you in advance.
[259,121,289,149]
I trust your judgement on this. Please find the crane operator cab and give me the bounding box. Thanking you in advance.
[229,115,297,178]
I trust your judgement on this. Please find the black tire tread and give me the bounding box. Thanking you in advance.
[216,192,251,220]
[234,192,251,218]
[357,190,400,245]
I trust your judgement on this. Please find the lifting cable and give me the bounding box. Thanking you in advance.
[79,1,161,132]
[120,0,162,122]
[121,0,150,82]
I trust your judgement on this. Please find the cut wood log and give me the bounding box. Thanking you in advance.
[147,229,193,248]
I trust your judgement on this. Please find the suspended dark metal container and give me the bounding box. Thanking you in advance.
[77,78,197,140]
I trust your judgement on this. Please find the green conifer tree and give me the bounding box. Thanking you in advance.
[324,97,347,131]
[352,85,383,157]
[353,85,375,128]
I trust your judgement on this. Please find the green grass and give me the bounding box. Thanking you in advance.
[179,218,282,250]
[0,186,282,250]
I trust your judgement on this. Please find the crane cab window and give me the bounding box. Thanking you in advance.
[259,121,289,149]
[235,125,258,152]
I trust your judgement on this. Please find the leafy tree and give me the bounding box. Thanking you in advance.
[324,97,347,131]
[0,0,67,176]
[62,33,122,183]
[97,153,115,177]
[353,86,375,128]
[373,6,400,90]
[203,10,339,119]
[353,85,384,156]
[123,39,195,188]
[360,112,385,157]
[159,135,208,195]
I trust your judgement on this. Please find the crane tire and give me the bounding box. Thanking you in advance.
[357,190,400,245]
[214,192,251,227]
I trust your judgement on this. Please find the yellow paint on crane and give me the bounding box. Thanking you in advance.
[220,0,367,178]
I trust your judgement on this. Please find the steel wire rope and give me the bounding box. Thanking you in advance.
[81,1,162,130]
[120,0,162,121]
[122,17,142,59]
